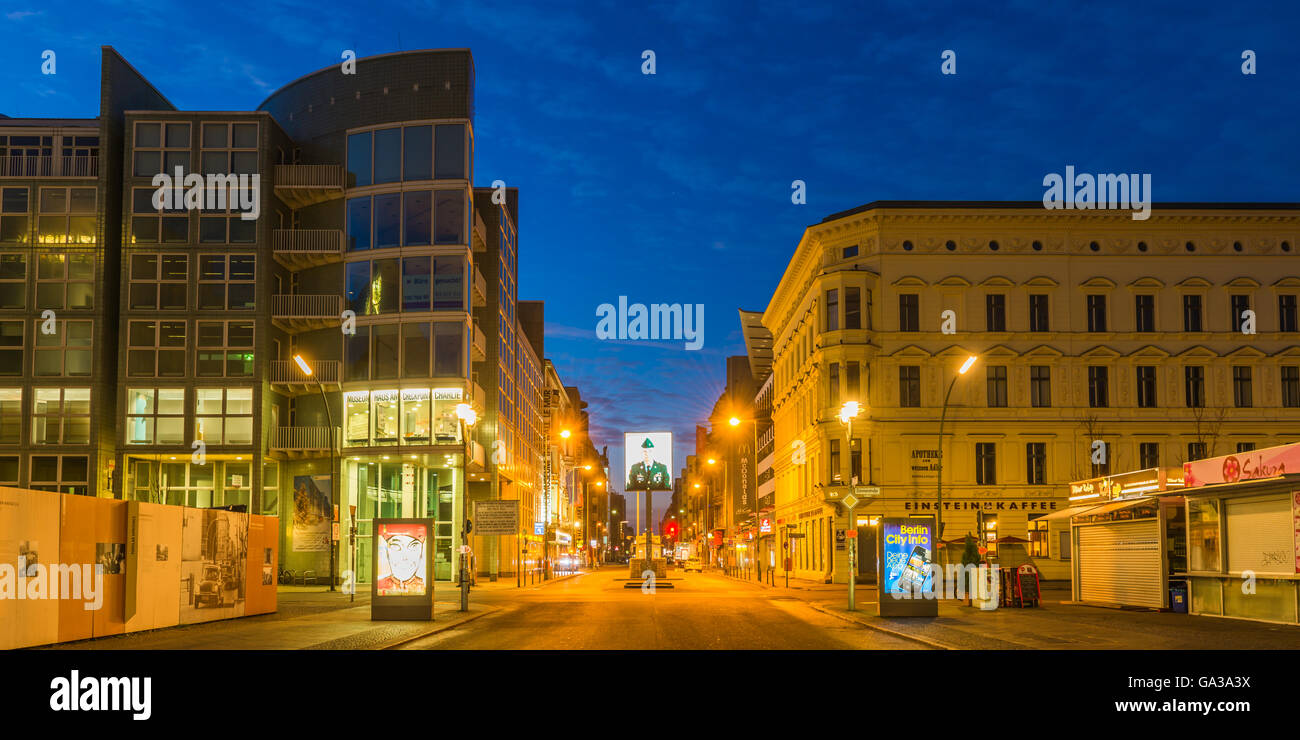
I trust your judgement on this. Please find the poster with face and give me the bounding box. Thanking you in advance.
[375,521,428,596]
[625,432,673,491]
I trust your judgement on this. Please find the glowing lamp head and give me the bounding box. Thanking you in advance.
[838,401,860,423]
[958,355,978,375]
[707,457,716,465]
[560,429,571,439]
[292,354,313,376]
[728,416,741,427]
[454,403,477,426]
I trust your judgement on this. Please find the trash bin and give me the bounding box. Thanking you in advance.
[1169,582,1188,613]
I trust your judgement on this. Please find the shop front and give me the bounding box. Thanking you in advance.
[1181,442,1300,625]
[1065,468,1186,609]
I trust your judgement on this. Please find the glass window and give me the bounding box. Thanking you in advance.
[1188,498,1220,572]
[373,128,401,184]
[433,322,463,376]
[845,287,861,330]
[372,390,399,444]
[373,193,401,249]
[898,366,920,407]
[345,391,370,445]
[986,366,1007,407]
[0,320,24,376]
[434,124,466,179]
[434,190,465,244]
[346,197,371,251]
[975,443,996,485]
[402,256,431,311]
[126,388,185,445]
[401,388,431,443]
[403,191,431,246]
[402,323,431,377]
[373,324,399,380]
[346,131,372,188]
[1086,294,1107,332]
[373,258,400,314]
[0,253,25,308]
[432,255,464,310]
[898,294,918,331]
[403,125,432,180]
[33,319,92,376]
[195,387,252,446]
[1030,366,1051,407]
[0,389,20,444]
[345,326,370,381]
[346,260,371,315]
[32,387,90,444]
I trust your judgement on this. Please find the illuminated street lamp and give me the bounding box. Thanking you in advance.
[936,354,978,560]
[838,400,862,610]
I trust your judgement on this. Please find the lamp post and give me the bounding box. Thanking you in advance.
[936,355,978,564]
[293,354,337,593]
[455,402,477,611]
[838,400,861,611]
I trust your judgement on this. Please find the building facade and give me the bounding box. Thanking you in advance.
[0,46,565,588]
[762,201,1300,583]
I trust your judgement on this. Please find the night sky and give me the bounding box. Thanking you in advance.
[4,0,1298,505]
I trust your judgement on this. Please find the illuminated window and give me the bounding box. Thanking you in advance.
[126,388,185,445]
[32,387,90,444]
[194,387,253,446]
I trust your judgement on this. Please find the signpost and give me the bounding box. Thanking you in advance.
[823,485,878,611]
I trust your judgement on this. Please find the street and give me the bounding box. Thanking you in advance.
[397,566,926,650]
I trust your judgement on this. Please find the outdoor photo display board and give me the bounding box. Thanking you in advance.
[624,432,673,491]
[371,517,435,620]
[878,516,938,617]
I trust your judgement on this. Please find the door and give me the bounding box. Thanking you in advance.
[857,525,878,583]
[1077,520,1163,607]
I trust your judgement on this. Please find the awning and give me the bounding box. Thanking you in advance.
[1037,504,1103,521]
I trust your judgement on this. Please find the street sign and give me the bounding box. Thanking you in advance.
[854,485,881,498]
[534,522,545,536]
[788,533,806,539]
[842,493,859,510]
[474,500,519,535]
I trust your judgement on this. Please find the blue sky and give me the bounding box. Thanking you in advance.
[4,0,1299,501]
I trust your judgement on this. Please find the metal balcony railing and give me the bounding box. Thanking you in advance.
[272,294,341,318]
[269,359,340,384]
[273,228,344,256]
[0,155,98,178]
[472,321,487,360]
[273,164,344,188]
[271,426,339,451]
[472,264,487,306]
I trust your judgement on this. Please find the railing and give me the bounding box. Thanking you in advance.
[272,294,341,318]
[472,264,487,302]
[472,209,487,250]
[0,155,98,178]
[269,359,340,384]
[273,164,344,189]
[272,426,339,451]
[273,229,344,255]
[472,321,487,358]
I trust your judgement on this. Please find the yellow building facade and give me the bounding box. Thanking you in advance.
[762,201,1300,583]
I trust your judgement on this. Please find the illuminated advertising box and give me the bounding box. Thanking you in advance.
[625,432,673,491]
[371,518,435,621]
[878,516,938,617]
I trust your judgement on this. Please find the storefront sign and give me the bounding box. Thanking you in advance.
[903,500,1060,512]
[1070,468,1182,501]
[1184,442,1300,488]
[910,448,940,480]
[878,516,938,617]
[759,517,772,534]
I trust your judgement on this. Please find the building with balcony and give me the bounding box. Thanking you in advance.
[761,200,1300,585]
[0,46,563,588]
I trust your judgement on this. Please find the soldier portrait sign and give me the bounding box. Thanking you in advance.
[625,432,673,491]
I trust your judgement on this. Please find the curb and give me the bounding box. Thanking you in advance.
[806,603,953,650]
[377,606,499,649]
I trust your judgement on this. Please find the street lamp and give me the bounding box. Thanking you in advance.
[293,354,337,594]
[838,400,862,611]
[936,354,978,563]
[455,402,476,610]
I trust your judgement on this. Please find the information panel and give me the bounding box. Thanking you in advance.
[878,516,938,617]
[371,518,435,621]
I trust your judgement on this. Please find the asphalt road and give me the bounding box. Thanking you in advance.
[397,566,928,650]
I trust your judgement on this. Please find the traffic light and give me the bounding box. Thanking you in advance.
[665,521,679,539]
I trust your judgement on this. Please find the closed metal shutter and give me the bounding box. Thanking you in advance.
[1077,520,1164,608]
[1226,495,1292,575]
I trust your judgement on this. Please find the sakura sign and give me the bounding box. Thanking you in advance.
[1182,442,1300,488]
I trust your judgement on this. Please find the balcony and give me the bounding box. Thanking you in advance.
[269,359,340,396]
[471,321,487,362]
[472,209,487,252]
[272,229,344,270]
[0,155,98,178]
[467,439,486,473]
[471,263,487,307]
[471,377,486,411]
[271,294,342,333]
[273,164,345,209]
[271,426,339,458]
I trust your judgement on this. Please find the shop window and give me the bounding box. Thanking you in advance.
[126,388,185,445]
[983,516,998,558]
[33,318,92,376]
[401,388,431,444]
[1188,498,1220,572]
[32,387,89,444]
[1028,517,1048,557]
